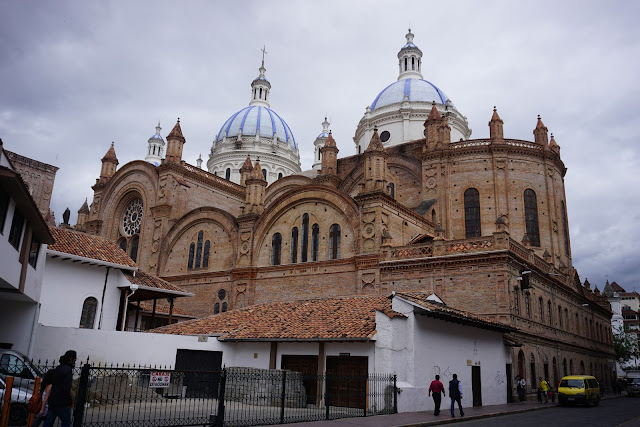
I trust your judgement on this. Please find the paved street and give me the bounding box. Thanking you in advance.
[452,396,640,426]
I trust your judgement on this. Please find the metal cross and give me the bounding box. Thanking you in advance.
[261,45,267,62]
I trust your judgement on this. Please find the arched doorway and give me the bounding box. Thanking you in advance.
[518,350,525,379]
[563,358,567,377]
[580,360,585,375]
[530,354,536,392]
[553,357,558,387]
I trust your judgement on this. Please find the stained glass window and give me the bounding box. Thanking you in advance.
[524,189,540,246]
[464,188,481,237]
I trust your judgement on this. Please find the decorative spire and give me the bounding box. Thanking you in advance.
[239,155,253,186]
[489,106,504,141]
[250,48,272,108]
[549,133,561,154]
[78,198,89,214]
[167,118,185,142]
[424,102,442,149]
[427,102,441,120]
[102,142,118,164]
[533,115,548,145]
[397,28,423,81]
[155,122,162,136]
[324,131,336,148]
[366,128,385,152]
[322,116,330,134]
[196,154,203,169]
[249,159,266,181]
[241,154,253,171]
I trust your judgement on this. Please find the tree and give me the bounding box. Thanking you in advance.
[613,326,637,364]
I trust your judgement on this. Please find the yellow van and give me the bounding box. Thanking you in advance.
[557,375,600,406]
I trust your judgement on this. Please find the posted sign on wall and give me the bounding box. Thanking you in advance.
[149,371,171,388]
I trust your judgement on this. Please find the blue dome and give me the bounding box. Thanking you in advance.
[149,134,164,141]
[216,106,296,149]
[316,131,329,139]
[371,79,452,111]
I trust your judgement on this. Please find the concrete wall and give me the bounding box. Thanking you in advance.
[0,300,38,355]
[30,325,224,367]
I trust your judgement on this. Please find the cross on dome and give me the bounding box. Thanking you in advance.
[250,47,272,107]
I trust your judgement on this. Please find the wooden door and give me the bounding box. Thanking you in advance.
[326,356,368,409]
[281,355,318,404]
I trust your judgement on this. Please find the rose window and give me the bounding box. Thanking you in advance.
[122,198,143,236]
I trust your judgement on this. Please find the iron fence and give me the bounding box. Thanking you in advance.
[1,361,397,427]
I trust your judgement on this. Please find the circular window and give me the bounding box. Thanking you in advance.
[218,289,227,300]
[380,131,391,143]
[122,199,143,236]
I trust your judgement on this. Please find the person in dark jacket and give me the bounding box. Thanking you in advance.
[43,350,76,427]
[449,373,464,417]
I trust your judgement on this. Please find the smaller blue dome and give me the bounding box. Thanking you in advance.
[149,134,164,141]
[216,106,296,149]
[316,131,329,139]
[371,79,452,111]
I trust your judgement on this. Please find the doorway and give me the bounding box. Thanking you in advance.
[174,349,222,398]
[281,355,319,404]
[506,364,513,403]
[326,356,368,408]
[471,366,482,407]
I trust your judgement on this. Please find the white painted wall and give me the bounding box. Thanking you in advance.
[0,202,22,290]
[376,297,512,413]
[0,300,38,355]
[40,259,127,330]
[30,325,224,367]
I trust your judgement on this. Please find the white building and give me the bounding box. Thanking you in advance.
[151,291,516,412]
[353,29,471,153]
[0,140,54,356]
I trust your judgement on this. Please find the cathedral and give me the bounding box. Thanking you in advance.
[76,30,615,388]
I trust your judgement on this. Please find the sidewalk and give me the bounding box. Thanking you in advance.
[270,393,624,427]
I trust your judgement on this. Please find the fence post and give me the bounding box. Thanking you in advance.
[1,376,13,427]
[73,363,91,427]
[215,369,226,427]
[279,370,286,424]
[325,375,330,420]
[393,375,398,414]
[362,376,367,417]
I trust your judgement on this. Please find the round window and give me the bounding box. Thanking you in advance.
[218,289,227,300]
[122,199,143,236]
[380,131,391,143]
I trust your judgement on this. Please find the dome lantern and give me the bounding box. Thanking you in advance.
[397,28,423,81]
[249,46,272,108]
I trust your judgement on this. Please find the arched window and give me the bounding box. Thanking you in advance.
[130,236,139,263]
[387,183,395,198]
[514,290,520,315]
[188,243,195,270]
[318,150,321,161]
[411,57,415,70]
[79,297,98,329]
[558,305,563,327]
[404,57,407,71]
[225,168,231,180]
[431,209,436,224]
[301,214,309,262]
[547,300,552,325]
[291,227,298,263]
[464,188,481,237]
[524,189,540,246]
[214,302,220,314]
[278,172,283,179]
[262,169,267,180]
[329,224,341,260]
[271,233,282,266]
[259,88,263,99]
[195,231,203,268]
[203,240,210,268]
[561,201,569,255]
[311,224,319,262]
[538,297,544,322]
[118,238,127,252]
[222,302,228,312]
[525,293,531,318]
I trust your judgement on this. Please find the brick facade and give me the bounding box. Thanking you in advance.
[81,114,615,389]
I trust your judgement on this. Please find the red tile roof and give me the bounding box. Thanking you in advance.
[151,291,515,340]
[610,281,625,292]
[152,294,403,341]
[48,226,136,267]
[122,270,192,295]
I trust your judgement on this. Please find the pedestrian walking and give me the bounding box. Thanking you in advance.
[539,377,549,404]
[43,350,77,427]
[32,369,54,427]
[515,375,526,403]
[428,375,445,416]
[449,373,464,417]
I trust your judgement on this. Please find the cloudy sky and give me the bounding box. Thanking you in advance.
[1,1,638,291]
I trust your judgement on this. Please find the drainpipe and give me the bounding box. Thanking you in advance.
[120,284,139,331]
[98,267,110,329]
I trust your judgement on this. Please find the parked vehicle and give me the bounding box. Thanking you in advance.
[626,371,640,397]
[0,375,32,426]
[557,375,600,406]
[0,348,42,391]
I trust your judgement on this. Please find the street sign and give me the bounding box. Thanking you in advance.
[149,371,171,388]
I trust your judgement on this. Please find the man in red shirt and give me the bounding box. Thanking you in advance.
[428,375,446,416]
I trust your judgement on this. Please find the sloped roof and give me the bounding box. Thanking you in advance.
[393,291,517,332]
[122,270,192,296]
[610,281,625,293]
[48,226,136,268]
[152,294,404,341]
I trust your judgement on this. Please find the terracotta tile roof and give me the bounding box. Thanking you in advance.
[122,270,192,295]
[137,300,196,318]
[48,226,136,267]
[152,294,404,341]
[78,199,89,214]
[365,128,385,152]
[394,291,516,332]
[167,119,185,142]
[610,281,625,292]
